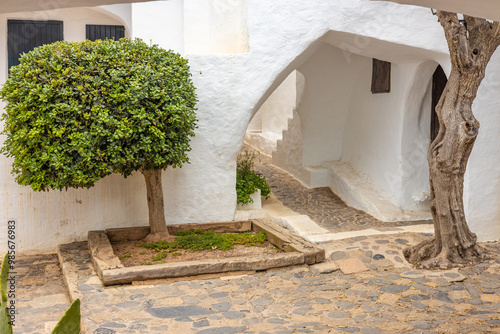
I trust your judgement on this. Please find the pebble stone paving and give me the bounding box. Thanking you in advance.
[14,233,500,334]
[248,146,430,232]
[10,148,500,333]
[11,255,72,333]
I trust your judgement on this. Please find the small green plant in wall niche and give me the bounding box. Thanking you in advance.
[0,254,81,333]
[236,150,270,205]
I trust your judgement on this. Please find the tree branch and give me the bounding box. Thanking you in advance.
[437,11,471,69]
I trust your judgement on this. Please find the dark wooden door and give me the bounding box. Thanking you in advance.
[8,20,63,69]
[86,25,125,41]
[431,65,447,142]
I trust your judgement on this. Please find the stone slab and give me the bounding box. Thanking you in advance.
[105,221,252,242]
[401,268,466,283]
[101,253,305,285]
[145,306,216,318]
[105,226,150,242]
[335,258,370,274]
[89,219,324,286]
[306,225,435,243]
[252,218,325,264]
[87,230,123,280]
[131,271,256,285]
[273,215,330,236]
[309,261,340,274]
[167,220,253,235]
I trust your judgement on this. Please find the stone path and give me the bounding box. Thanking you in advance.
[10,147,500,333]
[14,233,494,334]
[12,254,72,333]
[248,147,430,233]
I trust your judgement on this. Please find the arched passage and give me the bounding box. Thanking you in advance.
[241,32,450,224]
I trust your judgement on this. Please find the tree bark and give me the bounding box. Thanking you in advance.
[404,11,500,269]
[142,169,173,243]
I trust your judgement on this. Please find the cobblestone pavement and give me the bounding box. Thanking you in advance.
[14,233,494,334]
[11,149,500,333]
[13,254,72,333]
[248,147,429,232]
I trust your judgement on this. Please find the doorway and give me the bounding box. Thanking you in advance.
[431,65,447,142]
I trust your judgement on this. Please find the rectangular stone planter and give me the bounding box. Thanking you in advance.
[88,218,325,286]
[237,189,262,210]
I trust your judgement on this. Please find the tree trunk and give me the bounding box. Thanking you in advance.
[404,11,500,269]
[142,169,173,243]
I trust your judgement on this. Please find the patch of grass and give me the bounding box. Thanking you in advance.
[141,230,268,252]
[153,252,169,261]
[172,252,183,257]
[141,262,153,265]
[119,254,132,260]
[139,251,146,255]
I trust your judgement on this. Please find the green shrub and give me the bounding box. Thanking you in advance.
[0,38,197,191]
[236,150,270,205]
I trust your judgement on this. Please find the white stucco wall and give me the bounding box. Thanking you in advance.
[0,0,157,15]
[246,71,296,155]
[271,42,434,214]
[184,0,248,54]
[254,72,296,137]
[383,0,500,22]
[97,4,132,33]
[298,44,363,167]
[131,0,184,53]
[342,63,408,206]
[2,0,500,254]
[464,50,500,242]
[398,61,437,211]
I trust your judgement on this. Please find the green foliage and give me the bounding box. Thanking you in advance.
[0,254,80,333]
[1,254,8,304]
[142,230,268,259]
[119,254,132,260]
[236,150,270,205]
[0,254,12,334]
[51,299,81,334]
[0,38,197,191]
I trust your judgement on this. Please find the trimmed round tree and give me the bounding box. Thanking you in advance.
[1,38,197,242]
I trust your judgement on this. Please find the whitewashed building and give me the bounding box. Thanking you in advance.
[1,0,499,254]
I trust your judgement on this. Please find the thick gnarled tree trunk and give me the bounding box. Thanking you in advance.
[404,12,500,269]
[142,169,174,243]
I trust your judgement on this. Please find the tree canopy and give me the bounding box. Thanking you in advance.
[1,38,197,191]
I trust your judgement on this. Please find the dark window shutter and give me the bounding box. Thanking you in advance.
[86,25,125,41]
[431,65,448,142]
[8,20,63,69]
[371,58,391,94]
